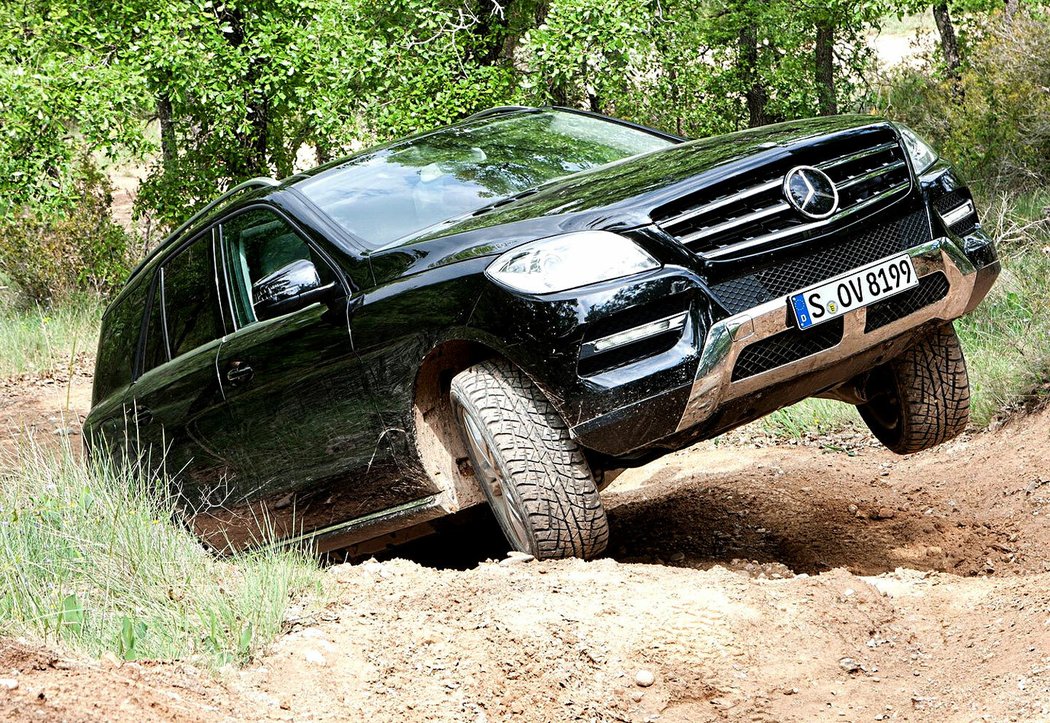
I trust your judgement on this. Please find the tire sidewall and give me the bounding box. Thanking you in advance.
[450,391,542,557]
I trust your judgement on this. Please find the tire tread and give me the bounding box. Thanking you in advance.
[450,360,609,559]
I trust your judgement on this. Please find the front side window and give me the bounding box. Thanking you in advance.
[220,208,333,326]
[161,234,224,359]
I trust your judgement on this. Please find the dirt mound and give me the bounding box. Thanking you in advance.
[242,561,1048,722]
[240,404,1050,722]
[0,375,1047,721]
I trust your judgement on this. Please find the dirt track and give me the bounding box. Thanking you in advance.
[0,376,1048,721]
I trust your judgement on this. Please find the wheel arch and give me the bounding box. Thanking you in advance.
[412,336,504,511]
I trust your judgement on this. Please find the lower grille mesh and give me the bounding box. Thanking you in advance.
[711,211,931,314]
[732,318,844,381]
[865,272,950,332]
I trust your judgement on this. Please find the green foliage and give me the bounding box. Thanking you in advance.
[0,441,325,668]
[518,0,885,137]
[878,13,1050,191]
[0,2,150,213]
[0,159,133,305]
[0,0,905,229]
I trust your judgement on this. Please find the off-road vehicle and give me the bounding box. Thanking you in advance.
[85,107,999,559]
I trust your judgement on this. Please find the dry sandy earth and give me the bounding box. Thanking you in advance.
[0,375,1047,721]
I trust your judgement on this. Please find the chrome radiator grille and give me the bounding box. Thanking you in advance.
[652,131,911,258]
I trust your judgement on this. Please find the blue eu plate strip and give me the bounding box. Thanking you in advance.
[791,293,812,329]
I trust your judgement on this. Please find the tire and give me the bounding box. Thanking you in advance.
[857,323,970,454]
[450,359,609,560]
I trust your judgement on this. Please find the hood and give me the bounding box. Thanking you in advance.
[367,115,897,283]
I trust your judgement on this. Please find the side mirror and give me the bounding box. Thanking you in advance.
[252,259,336,320]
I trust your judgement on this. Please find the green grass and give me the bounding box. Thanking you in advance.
[0,292,102,379]
[760,397,861,439]
[0,441,325,668]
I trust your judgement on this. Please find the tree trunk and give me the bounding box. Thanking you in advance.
[739,21,769,127]
[157,93,177,172]
[932,3,962,79]
[220,6,269,176]
[815,20,837,116]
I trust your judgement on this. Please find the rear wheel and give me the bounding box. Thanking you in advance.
[857,323,970,454]
[450,359,609,560]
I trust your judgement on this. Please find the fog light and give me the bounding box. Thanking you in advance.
[586,312,690,355]
[940,199,975,228]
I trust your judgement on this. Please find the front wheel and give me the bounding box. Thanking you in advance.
[857,323,970,454]
[450,360,609,560]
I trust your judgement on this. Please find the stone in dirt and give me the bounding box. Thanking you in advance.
[634,670,655,687]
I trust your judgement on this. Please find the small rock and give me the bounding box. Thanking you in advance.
[630,690,644,702]
[635,670,655,687]
[669,552,685,563]
[499,552,535,566]
[302,649,326,666]
[783,687,799,695]
[0,679,17,691]
[838,657,862,674]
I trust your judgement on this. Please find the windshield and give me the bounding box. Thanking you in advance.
[295,110,674,248]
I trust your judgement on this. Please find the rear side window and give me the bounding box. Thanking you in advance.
[92,278,150,405]
[157,234,224,361]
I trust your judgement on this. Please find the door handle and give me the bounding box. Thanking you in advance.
[133,406,153,427]
[225,362,255,386]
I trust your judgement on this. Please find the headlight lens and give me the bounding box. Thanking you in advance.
[897,125,938,175]
[486,231,660,294]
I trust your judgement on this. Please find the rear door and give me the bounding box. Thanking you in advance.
[213,207,413,537]
[127,229,231,504]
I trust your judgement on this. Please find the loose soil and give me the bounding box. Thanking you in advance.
[0,376,1047,721]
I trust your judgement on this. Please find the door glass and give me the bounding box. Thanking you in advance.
[140,271,169,373]
[220,209,332,326]
[162,234,224,359]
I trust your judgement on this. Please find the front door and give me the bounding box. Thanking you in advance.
[213,207,417,543]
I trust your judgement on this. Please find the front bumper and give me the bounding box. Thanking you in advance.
[677,235,992,430]
[571,231,999,457]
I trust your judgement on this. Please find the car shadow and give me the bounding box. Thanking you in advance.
[602,466,1002,577]
[348,464,1007,577]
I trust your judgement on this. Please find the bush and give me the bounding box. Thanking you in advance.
[877,13,1050,193]
[0,157,134,306]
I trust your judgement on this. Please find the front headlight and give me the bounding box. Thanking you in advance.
[896,125,939,175]
[486,231,661,294]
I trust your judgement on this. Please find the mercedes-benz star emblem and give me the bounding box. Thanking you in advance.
[783,166,839,219]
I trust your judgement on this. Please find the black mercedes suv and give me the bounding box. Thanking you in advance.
[85,107,999,560]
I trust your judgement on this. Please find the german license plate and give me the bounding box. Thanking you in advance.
[789,254,919,330]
